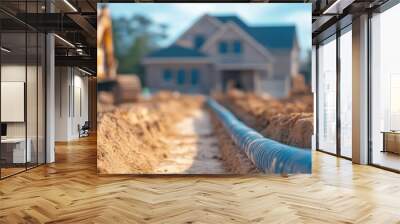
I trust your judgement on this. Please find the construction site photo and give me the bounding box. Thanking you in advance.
[97,3,313,175]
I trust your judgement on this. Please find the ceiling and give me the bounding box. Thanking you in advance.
[0,0,396,73]
[0,0,97,73]
[311,0,391,43]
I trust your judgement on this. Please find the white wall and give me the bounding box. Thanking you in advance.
[55,66,69,141]
[1,65,26,134]
[54,67,89,141]
[1,65,32,138]
[72,72,89,138]
[1,63,46,164]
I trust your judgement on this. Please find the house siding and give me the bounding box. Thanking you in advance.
[203,26,270,65]
[176,16,220,49]
[144,63,215,94]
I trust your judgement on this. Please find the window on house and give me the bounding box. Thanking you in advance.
[233,40,242,54]
[163,69,172,81]
[194,35,205,49]
[218,41,228,54]
[191,69,199,86]
[177,69,185,85]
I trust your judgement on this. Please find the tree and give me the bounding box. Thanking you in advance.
[111,14,168,85]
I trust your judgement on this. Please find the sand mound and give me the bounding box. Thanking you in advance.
[97,92,203,174]
[216,90,313,148]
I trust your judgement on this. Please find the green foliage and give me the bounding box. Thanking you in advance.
[112,14,168,85]
[117,35,151,84]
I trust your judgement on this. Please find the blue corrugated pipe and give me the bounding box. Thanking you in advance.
[207,98,311,174]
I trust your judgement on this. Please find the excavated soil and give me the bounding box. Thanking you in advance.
[97,91,258,174]
[215,90,314,149]
[97,90,313,174]
[97,92,204,174]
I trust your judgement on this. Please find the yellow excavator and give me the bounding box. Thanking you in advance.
[97,5,141,104]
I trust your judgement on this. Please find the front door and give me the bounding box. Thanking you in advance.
[221,70,253,92]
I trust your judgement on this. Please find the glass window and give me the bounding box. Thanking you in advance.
[371,3,400,171]
[191,69,199,86]
[233,40,242,54]
[317,36,337,155]
[27,30,38,169]
[177,69,185,85]
[1,31,28,178]
[218,41,228,54]
[194,35,205,49]
[340,28,352,158]
[38,33,45,165]
[163,69,172,82]
[0,1,46,179]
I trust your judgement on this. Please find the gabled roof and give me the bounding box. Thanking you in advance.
[201,22,274,62]
[146,45,206,58]
[212,15,296,50]
[213,15,248,30]
[145,15,297,59]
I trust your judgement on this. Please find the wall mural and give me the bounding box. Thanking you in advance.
[97,3,313,175]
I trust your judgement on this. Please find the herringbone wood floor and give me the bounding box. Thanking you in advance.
[1,135,400,223]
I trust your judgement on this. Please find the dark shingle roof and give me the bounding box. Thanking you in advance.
[246,26,296,49]
[146,45,206,58]
[213,15,296,49]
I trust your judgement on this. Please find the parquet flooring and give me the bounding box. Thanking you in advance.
[1,135,400,223]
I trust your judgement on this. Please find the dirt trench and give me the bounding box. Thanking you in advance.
[155,109,227,174]
[98,93,258,174]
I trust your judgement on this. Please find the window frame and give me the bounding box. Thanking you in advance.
[315,23,353,161]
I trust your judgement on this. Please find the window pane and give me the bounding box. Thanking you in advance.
[1,30,28,177]
[163,69,172,81]
[340,29,352,158]
[233,40,242,54]
[191,69,199,86]
[177,69,185,85]
[371,4,400,171]
[318,37,337,154]
[218,41,228,54]
[194,35,205,49]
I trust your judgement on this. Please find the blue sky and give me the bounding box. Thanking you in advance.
[102,3,311,59]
